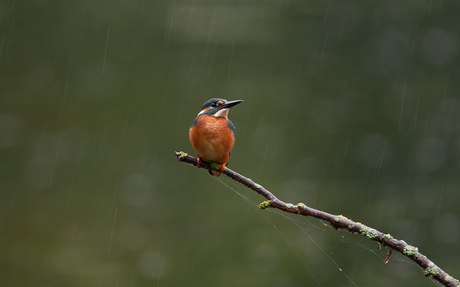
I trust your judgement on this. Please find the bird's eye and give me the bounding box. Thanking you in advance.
[211,102,217,107]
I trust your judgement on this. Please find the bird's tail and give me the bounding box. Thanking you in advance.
[208,169,221,177]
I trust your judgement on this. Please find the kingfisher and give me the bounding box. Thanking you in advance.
[189,98,243,176]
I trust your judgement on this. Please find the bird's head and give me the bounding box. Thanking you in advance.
[197,98,243,118]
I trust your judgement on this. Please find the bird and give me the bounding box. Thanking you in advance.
[189,98,243,176]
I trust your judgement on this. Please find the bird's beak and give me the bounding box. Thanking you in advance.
[220,100,243,109]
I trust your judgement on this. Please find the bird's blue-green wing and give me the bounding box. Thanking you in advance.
[192,115,199,127]
[227,119,236,136]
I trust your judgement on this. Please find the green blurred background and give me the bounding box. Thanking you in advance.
[1,0,460,286]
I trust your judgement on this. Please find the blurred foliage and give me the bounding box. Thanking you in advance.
[1,0,460,286]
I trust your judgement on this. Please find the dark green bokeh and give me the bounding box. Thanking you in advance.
[1,1,460,286]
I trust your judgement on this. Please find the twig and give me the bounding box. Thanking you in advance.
[175,151,459,287]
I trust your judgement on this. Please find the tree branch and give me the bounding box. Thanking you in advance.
[175,151,459,287]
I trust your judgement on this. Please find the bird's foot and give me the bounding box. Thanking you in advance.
[197,157,202,168]
[219,163,226,173]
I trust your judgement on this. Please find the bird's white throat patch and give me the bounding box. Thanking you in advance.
[213,108,229,118]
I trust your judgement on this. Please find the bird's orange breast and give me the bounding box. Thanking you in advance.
[189,115,235,164]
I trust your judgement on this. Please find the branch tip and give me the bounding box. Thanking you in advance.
[384,248,393,264]
[175,151,188,157]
